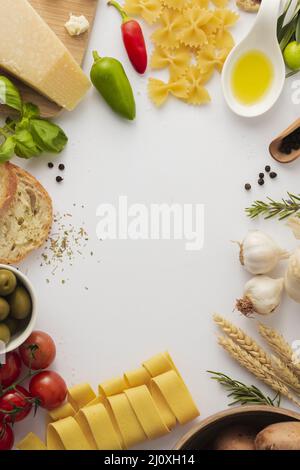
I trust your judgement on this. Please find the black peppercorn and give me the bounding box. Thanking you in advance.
[258,178,264,186]
[58,164,65,171]
[265,165,271,172]
[259,172,264,179]
[56,176,63,183]
[245,183,251,191]
[270,172,277,179]
[48,162,54,169]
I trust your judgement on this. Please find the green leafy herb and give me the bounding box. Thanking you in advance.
[246,193,300,220]
[0,76,67,163]
[208,371,281,407]
[277,0,300,76]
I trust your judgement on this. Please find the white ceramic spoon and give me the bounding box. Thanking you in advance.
[222,0,285,118]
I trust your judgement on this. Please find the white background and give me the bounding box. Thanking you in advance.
[13,2,300,448]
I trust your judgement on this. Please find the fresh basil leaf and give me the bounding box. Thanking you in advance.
[29,119,68,153]
[0,136,16,162]
[0,76,22,112]
[14,129,41,158]
[22,102,40,119]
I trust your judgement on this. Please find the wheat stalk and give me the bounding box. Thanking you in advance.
[214,314,272,367]
[258,323,300,375]
[271,355,300,394]
[218,335,300,408]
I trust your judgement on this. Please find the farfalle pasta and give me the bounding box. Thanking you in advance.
[124,0,239,107]
[124,0,162,24]
[182,66,212,104]
[151,8,184,48]
[148,77,189,106]
[150,45,191,78]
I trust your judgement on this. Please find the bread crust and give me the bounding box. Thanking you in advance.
[236,0,260,12]
[0,163,53,264]
[0,162,17,216]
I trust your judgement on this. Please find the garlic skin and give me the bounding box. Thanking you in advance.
[236,276,284,316]
[285,248,300,303]
[239,230,289,275]
[287,216,300,240]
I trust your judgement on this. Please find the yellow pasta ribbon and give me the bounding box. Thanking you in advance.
[18,352,200,451]
[148,78,189,106]
[75,404,123,450]
[125,385,169,439]
[17,433,47,450]
[68,383,96,411]
[47,417,92,450]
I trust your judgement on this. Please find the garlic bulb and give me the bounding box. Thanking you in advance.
[287,216,300,240]
[236,276,284,316]
[238,230,289,274]
[285,248,300,303]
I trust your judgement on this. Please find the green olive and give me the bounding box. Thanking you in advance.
[4,317,18,336]
[9,286,32,320]
[0,297,10,321]
[0,269,17,296]
[0,324,10,344]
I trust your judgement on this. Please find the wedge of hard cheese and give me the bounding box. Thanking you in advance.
[0,0,90,110]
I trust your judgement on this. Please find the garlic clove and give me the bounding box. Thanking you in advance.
[238,230,289,275]
[287,216,300,240]
[285,248,300,303]
[236,275,284,316]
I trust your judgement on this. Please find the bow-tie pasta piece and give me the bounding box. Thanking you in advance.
[150,46,191,79]
[162,0,187,11]
[211,0,229,7]
[178,7,213,48]
[197,43,230,73]
[151,8,185,48]
[182,66,211,105]
[214,8,239,28]
[148,77,189,106]
[214,28,235,52]
[124,0,163,24]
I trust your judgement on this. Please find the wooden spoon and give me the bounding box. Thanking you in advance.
[269,118,300,163]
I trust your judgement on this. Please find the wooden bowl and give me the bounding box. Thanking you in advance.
[269,118,300,163]
[175,405,300,450]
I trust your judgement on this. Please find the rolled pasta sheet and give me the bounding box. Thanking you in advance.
[99,376,128,397]
[143,352,174,377]
[68,383,96,411]
[48,402,76,422]
[124,367,151,387]
[107,393,147,448]
[152,370,200,424]
[17,432,47,450]
[148,379,177,430]
[75,404,123,450]
[125,385,170,439]
[47,416,92,450]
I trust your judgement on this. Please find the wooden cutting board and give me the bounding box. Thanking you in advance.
[0,0,98,118]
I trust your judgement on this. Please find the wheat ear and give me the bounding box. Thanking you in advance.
[271,355,300,393]
[218,335,300,408]
[214,314,272,367]
[258,323,300,374]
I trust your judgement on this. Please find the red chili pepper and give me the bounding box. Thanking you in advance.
[108,1,147,74]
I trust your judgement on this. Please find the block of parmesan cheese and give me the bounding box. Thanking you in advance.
[0,0,90,110]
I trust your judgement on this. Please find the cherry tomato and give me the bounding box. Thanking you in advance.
[0,352,22,388]
[0,422,14,450]
[29,371,67,410]
[0,386,32,423]
[19,331,56,370]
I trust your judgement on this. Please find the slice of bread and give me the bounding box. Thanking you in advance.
[0,163,17,216]
[0,163,53,264]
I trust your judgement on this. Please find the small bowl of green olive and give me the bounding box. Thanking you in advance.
[0,264,36,353]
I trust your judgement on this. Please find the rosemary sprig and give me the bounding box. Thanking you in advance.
[246,193,300,220]
[208,371,281,407]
